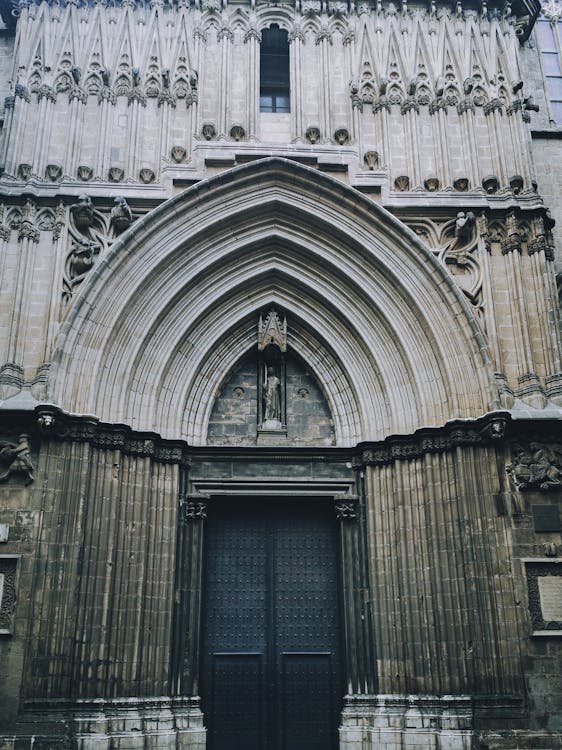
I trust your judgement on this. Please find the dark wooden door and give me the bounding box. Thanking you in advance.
[201,499,342,750]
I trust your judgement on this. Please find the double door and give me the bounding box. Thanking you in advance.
[201,499,342,750]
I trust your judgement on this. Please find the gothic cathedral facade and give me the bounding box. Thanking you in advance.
[0,0,562,746]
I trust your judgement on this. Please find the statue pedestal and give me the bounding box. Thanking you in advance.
[257,421,287,446]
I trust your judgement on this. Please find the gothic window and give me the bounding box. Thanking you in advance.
[260,24,290,113]
[536,14,562,124]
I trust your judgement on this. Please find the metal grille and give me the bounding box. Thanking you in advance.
[202,500,342,750]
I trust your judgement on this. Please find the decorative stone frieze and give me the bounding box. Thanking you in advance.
[0,434,34,485]
[507,442,562,491]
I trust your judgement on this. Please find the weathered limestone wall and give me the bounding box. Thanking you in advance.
[364,446,523,701]
[207,352,335,446]
[0,0,539,191]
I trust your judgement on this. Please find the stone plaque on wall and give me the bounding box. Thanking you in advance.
[538,577,562,621]
[526,562,562,636]
[532,504,561,533]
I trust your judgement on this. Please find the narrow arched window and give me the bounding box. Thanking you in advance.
[260,24,290,113]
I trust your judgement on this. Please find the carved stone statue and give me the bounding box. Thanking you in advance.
[263,366,281,424]
[70,194,94,229]
[0,434,34,485]
[110,196,133,233]
[69,237,99,277]
[454,211,475,241]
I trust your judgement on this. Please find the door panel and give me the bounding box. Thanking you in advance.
[202,500,342,750]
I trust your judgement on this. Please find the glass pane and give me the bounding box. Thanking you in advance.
[546,75,562,98]
[550,99,562,124]
[537,19,556,50]
[274,94,290,113]
[542,52,562,75]
[260,94,274,112]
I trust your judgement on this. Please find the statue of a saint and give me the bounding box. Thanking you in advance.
[264,366,281,423]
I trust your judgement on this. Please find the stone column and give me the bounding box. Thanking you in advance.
[245,26,261,141]
[500,212,544,406]
[217,25,233,138]
[401,96,421,187]
[457,99,479,190]
[126,86,147,180]
[42,202,67,363]
[429,97,450,188]
[334,492,375,698]
[475,213,502,371]
[32,85,56,178]
[288,24,304,142]
[0,96,15,173]
[316,24,333,143]
[95,85,116,180]
[64,85,87,179]
[193,25,206,145]
[373,95,390,174]
[158,90,177,172]
[7,201,39,371]
[506,100,530,187]
[484,98,507,187]
[171,490,209,698]
[4,85,31,178]
[528,216,562,403]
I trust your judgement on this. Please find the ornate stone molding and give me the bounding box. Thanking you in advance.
[356,412,509,468]
[34,406,189,465]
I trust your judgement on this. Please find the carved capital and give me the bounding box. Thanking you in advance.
[484,98,503,115]
[14,84,30,103]
[128,88,146,106]
[69,86,88,104]
[37,84,56,103]
[18,221,39,243]
[373,96,390,113]
[400,97,419,115]
[179,494,210,523]
[334,495,358,520]
[457,98,474,115]
[244,27,261,43]
[99,86,116,105]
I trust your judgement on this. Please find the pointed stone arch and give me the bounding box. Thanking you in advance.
[50,158,497,446]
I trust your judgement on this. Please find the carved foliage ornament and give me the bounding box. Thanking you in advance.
[64,195,135,305]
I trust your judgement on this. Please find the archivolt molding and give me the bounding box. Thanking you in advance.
[49,158,497,445]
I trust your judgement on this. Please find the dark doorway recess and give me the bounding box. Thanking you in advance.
[201,498,343,750]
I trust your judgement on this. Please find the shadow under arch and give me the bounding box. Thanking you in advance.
[49,157,498,445]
